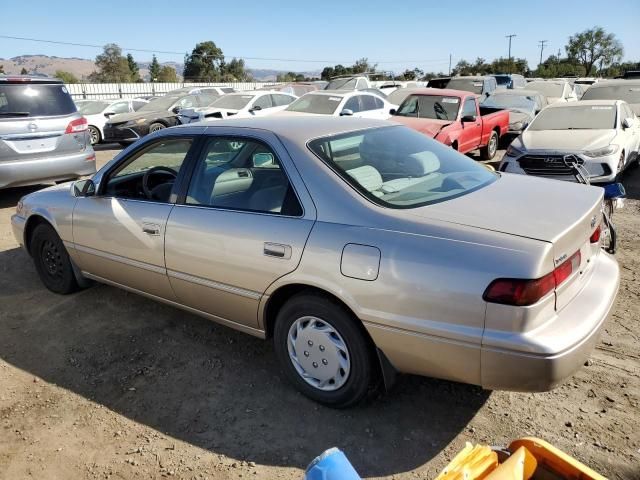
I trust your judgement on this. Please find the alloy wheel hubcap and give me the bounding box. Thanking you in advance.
[42,240,62,278]
[150,124,165,132]
[287,316,350,391]
[89,128,99,144]
[489,135,497,155]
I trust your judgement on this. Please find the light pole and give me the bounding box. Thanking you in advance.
[538,40,548,68]
[505,34,517,73]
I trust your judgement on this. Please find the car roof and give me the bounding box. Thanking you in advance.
[399,87,475,98]
[449,76,488,81]
[590,79,640,87]
[182,116,394,140]
[547,99,619,108]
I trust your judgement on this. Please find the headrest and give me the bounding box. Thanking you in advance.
[402,151,440,176]
[346,166,383,192]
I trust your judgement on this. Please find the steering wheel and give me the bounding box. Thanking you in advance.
[142,166,178,200]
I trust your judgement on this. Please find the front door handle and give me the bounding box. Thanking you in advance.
[264,242,292,259]
[142,223,160,236]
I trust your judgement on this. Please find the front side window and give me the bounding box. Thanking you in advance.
[186,138,302,215]
[286,94,343,115]
[109,101,130,114]
[308,126,496,209]
[104,138,193,202]
[462,98,476,118]
[253,95,273,109]
[209,94,254,110]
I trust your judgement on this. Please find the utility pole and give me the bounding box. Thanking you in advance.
[505,34,517,73]
[538,40,548,67]
[448,53,452,76]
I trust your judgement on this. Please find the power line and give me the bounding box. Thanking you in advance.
[0,34,450,66]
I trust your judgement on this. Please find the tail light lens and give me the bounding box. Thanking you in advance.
[65,117,88,134]
[590,224,601,244]
[484,251,581,306]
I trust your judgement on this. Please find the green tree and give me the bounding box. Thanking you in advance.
[149,55,161,82]
[221,58,251,81]
[490,57,530,76]
[183,41,224,81]
[157,65,177,82]
[320,66,334,80]
[566,26,623,76]
[452,59,473,76]
[20,67,28,75]
[89,43,132,82]
[126,53,140,82]
[55,70,78,83]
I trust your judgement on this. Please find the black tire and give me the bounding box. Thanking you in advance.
[149,122,166,133]
[30,223,79,295]
[88,125,101,145]
[273,292,377,408]
[480,131,499,160]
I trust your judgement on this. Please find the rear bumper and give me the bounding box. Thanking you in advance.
[481,251,619,391]
[0,150,96,189]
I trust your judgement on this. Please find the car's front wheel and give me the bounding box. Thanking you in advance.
[273,292,377,408]
[30,223,79,294]
[149,122,166,133]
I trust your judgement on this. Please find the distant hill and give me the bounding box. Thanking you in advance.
[0,55,320,82]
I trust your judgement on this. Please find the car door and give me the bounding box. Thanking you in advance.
[620,103,640,158]
[164,130,316,332]
[458,97,482,153]
[72,136,196,300]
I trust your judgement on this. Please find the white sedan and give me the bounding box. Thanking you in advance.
[524,81,577,104]
[500,100,640,182]
[76,99,148,144]
[280,90,394,119]
[178,91,297,124]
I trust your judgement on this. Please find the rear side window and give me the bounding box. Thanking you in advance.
[0,84,76,117]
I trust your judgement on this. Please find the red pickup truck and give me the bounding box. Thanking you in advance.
[391,88,509,160]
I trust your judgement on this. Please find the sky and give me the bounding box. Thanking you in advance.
[2,0,639,74]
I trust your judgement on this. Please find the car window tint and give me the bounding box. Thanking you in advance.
[344,96,361,113]
[373,96,384,109]
[253,95,273,109]
[360,95,378,111]
[186,138,302,216]
[0,84,76,117]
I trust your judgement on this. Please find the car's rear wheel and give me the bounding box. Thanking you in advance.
[30,223,79,295]
[480,131,499,160]
[149,122,166,133]
[273,292,377,408]
[88,126,101,145]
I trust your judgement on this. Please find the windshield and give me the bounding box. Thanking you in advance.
[139,95,182,112]
[325,78,358,90]
[0,84,76,117]
[396,95,460,120]
[447,78,484,94]
[209,94,254,110]
[483,95,535,111]
[286,94,342,114]
[77,101,111,115]
[582,85,640,104]
[526,82,564,97]
[528,105,616,131]
[308,126,496,208]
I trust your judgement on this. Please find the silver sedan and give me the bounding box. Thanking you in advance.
[11,117,619,407]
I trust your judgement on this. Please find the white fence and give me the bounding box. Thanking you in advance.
[65,82,281,100]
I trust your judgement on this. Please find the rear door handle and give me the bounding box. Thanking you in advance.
[142,223,160,235]
[264,242,292,259]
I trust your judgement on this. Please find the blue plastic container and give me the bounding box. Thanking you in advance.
[304,447,361,480]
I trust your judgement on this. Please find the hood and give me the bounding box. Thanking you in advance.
[107,109,168,124]
[391,116,452,138]
[405,173,602,251]
[629,103,640,116]
[519,129,616,152]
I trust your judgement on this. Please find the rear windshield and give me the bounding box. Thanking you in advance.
[308,125,496,208]
[447,78,484,94]
[526,82,564,97]
[493,75,511,86]
[325,78,357,90]
[286,94,342,115]
[396,95,460,120]
[0,84,76,117]
[528,105,616,130]
[482,95,535,111]
[582,85,640,104]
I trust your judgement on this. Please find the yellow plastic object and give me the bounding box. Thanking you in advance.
[484,447,537,480]
[508,437,607,480]
[435,443,499,480]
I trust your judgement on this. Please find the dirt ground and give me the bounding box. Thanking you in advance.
[0,144,639,480]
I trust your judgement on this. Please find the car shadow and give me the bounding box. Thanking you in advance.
[0,245,488,477]
[94,143,124,152]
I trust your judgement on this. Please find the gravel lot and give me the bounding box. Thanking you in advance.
[0,145,638,479]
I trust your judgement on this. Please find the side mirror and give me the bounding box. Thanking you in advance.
[389,108,397,115]
[252,152,275,168]
[172,106,182,114]
[104,111,115,118]
[72,179,95,198]
[249,105,262,113]
[339,108,354,117]
[461,115,476,122]
[622,117,634,129]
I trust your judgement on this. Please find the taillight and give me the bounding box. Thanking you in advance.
[590,224,601,244]
[65,117,88,134]
[484,250,581,306]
